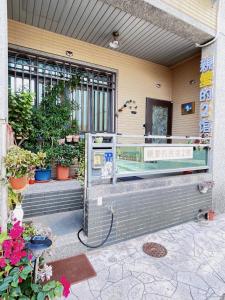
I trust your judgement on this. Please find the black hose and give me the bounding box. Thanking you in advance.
[77,213,114,249]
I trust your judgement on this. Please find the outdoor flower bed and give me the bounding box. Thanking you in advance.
[0,221,71,299]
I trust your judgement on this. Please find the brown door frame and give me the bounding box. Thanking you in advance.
[145,98,173,141]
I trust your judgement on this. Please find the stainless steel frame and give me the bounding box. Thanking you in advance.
[86,133,211,187]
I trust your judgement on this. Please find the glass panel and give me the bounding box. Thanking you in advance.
[117,147,208,175]
[152,105,168,143]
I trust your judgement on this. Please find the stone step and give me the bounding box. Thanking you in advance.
[25,210,88,262]
[23,180,83,218]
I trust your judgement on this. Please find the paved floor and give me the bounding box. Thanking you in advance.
[66,214,225,300]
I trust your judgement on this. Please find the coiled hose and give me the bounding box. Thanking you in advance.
[77,212,114,249]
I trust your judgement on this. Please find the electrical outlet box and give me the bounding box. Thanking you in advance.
[97,197,102,206]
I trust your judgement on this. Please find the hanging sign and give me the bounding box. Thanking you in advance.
[199,56,214,137]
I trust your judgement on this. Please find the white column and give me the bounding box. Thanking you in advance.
[203,0,225,213]
[0,0,8,230]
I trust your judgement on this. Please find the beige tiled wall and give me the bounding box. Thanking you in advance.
[163,0,217,30]
[8,20,201,138]
[171,56,200,137]
[8,20,172,136]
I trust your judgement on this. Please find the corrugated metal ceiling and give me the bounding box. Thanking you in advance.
[7,0,199,66]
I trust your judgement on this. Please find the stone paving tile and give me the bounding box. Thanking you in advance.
[62,215,225,300]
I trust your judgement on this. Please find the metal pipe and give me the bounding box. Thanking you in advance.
[0,0,8,231]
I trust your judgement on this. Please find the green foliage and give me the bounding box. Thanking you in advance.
[36,152,50,169]
[5,147,40,178]
[49,144,77,167]
[8,187,23,210]
[22,222,37,241]
[77,158,85,183]
[9,91,34,146]
[24,75,80,152]
[75,139,85,162]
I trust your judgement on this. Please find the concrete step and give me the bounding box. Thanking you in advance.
[25,210,88,262]
[22,180,83,218]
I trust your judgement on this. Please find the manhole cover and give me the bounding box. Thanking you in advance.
[143,242,167,258]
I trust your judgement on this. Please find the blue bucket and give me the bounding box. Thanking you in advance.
[35,168,51,181]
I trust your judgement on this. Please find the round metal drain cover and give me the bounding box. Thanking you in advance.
[143,242,167,258]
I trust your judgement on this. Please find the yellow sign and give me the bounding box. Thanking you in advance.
[200,71,213,88]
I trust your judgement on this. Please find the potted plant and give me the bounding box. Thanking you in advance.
[71,119,80,143]
[66,135,73,143]
[35,151,52,182]
[5,147,38,191]
[0,221,71,299]
[51,144,77,180]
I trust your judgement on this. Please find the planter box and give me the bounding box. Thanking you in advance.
[51,159,79,179]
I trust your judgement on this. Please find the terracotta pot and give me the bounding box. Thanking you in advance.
[9,175,28,190]
[56,165,70,180]
[72,135,80,143]
[208,210,215,221]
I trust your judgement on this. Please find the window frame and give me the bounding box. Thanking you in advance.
[8,46,117,133]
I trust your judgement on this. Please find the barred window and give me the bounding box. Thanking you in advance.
[8,49,116,133]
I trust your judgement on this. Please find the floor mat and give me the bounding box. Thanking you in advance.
[49,253,96,284]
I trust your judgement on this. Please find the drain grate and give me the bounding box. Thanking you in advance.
[143,242,167,258]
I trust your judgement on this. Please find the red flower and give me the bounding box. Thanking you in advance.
[18,277,23,283]
[9,221,23,239]
[60,276,71,298]
[0,258,6,268]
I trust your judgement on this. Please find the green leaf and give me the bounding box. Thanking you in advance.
[54,285,63,297]
[10,286,22,297]
[20,265,33,280]
[5,265,12,273]
[37,291,46,300]
[31,283,40,293]
[0,232,8,244]
[42,280,56,292]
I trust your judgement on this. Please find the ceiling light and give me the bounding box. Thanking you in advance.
[109,32,119,49]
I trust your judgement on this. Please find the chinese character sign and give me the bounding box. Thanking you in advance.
[199,57,214,137]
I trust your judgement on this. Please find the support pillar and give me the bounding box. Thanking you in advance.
[0,0,8,230]
[202,0,225,212]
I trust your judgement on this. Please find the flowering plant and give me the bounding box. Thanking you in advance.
[0,221,71,299]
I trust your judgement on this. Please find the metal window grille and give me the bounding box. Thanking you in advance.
[8,49,116,133]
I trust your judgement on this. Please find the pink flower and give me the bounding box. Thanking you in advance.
[9,221,24,239]
[2,240,13,258]
[13,238,25,252]
[0,258,6,268]
[18,277,23,283]
[60,276,71,298]
[28,253,33,261]
[10,254,20,265]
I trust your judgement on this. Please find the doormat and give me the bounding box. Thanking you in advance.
[143,242,167,258]
[49,254,96,284]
